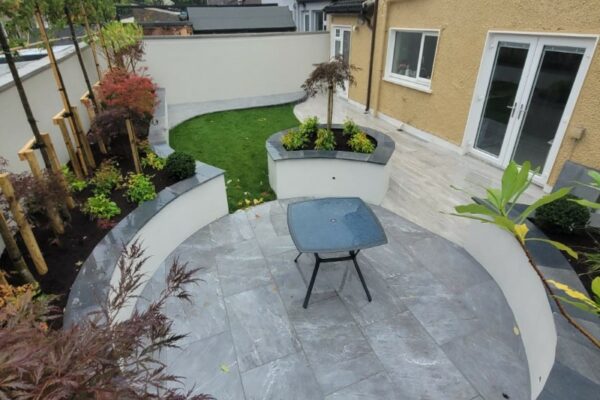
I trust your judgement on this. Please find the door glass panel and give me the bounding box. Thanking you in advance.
[512,46,584,170]
[342,30,351,64]
[334,40,341,57]
[474,42,529,156]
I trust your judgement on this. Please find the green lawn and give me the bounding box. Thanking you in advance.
[169,104,299,212]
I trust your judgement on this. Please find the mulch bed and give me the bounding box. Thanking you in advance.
[534,220,600,294]
[303,128,377,152]
[0,134,176,322]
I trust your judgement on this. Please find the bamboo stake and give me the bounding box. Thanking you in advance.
[0,211,36,283]
[40,133,75,209]
[18,149,65,236]
[53,110,86,178]
[0,174,47,275]
[97,23,112,70]
[81,3,102,81]
[126,119,142,174]
[71,106,96,169]
[34,8,95,171]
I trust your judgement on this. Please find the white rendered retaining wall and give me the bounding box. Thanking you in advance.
[464,223,557,399]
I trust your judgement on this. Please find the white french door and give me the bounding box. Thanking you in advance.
[465,33,596,184]
[331,26,351,98]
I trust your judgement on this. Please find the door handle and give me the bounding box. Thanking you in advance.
[506,102,517,118]
[517,103,526,120]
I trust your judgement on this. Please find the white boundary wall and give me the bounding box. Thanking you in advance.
[141,32,329,105]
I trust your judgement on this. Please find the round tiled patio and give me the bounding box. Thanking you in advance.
[137,199,529,400]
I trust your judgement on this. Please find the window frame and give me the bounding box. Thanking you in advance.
[312,10,324,31]
[384,28,441,92]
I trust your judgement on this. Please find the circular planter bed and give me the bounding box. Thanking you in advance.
[266,124,395,205]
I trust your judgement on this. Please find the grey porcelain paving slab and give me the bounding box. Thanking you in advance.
[324,372,398,400]
[241,352,322,400]
[359,242,416,279]
[216,239,273,296]
[288,296,380,395]
[187,210,255,252]
[441,328,529,400]
[363,311,479,400]
[226,284,301,372]
[159,331,244,400]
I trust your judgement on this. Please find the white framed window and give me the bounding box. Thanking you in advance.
[385,29,440,91]
[313,10,324,31]
[303,12,310,32]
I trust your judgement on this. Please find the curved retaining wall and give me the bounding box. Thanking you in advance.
[266,124,395,205]
[464,221,600,399]
[64,88,228,325]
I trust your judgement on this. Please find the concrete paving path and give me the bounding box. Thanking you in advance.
[137,200,529,400]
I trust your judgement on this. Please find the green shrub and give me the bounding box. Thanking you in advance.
[348,132,375,153]
[343,119,361,136]
[315,129,336,151]
[281,129,309,151]
[125,173,157,205]
[83,194,121,220]
[141,151,166,171]
[299,116,319,136]
[535,194,591,233]
[91,160,123,195]
[165,152,196,181]
[61,165,88,192]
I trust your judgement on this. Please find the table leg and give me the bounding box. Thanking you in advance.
[294,252,303,263]
[350,250,372,302]
[303,253,321,309]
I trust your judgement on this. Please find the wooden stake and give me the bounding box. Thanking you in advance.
[18,150,65,236]
[53,110,86,178]
[80,92,107,154]
[0,174,47,275]
[0,211,36,284]
[40,133,75,209]
[126,119,142,174]
[71,106,96,169]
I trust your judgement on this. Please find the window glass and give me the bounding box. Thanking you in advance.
[303,13,310,32]
[391,31,422,78]
[419,35,438,79]
[314,11,324,31]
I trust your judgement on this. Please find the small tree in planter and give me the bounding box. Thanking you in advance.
[302,56,358,132]
[451,161,600,349]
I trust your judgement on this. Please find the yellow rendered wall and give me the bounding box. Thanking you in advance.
[331,0,600,184]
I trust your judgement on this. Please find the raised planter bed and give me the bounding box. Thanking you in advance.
[266,124,395,205]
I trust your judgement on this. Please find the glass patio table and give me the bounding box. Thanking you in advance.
[287,197,388,308]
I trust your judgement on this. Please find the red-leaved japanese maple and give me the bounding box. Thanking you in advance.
[96,68,158,121]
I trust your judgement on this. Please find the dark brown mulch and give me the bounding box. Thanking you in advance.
[0,134,176,320]
[303,128,377,152]
[534,221,600,294]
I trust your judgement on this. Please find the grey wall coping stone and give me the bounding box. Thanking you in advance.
[474,198,600,398]
[63,88,224,327]
[266,124,395,166]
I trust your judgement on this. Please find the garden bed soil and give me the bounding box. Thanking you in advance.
[0,134,176,325]
[304,128,377,152]
[534,221,600,294]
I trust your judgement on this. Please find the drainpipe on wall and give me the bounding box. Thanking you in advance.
[364,0,378,113]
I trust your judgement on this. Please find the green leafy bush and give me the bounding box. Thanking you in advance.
[343,119,361,136]
[281,129,309,151]
[165,152,196,181]
[91,160,123,195]
[83,194,121,220]
[535,194,590,233]
[315,129,336,151]
[348,132,375,153]
[299,116,319,136]
[61,165,87,192]
[125,173,157,205]
[141,151,166,171]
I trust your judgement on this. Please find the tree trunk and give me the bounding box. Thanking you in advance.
[519,240,600,349]
[65,5,99,113]
[0,22,52,170]
[80,2,102,81]
[0,211,36,284]
[97,23,113,70]
[327,85,334,132]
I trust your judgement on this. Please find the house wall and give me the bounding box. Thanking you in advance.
[295,2,329,32]
[141,32,329,105]
[330,0,600,185]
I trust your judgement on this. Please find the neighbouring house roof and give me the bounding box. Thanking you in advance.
[186,5,296,34]
[323,0,363,14]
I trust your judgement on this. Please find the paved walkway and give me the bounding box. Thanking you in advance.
[294,95,544,245]
[137,200,528,400]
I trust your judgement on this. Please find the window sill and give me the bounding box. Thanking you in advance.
[382,76,433,94]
